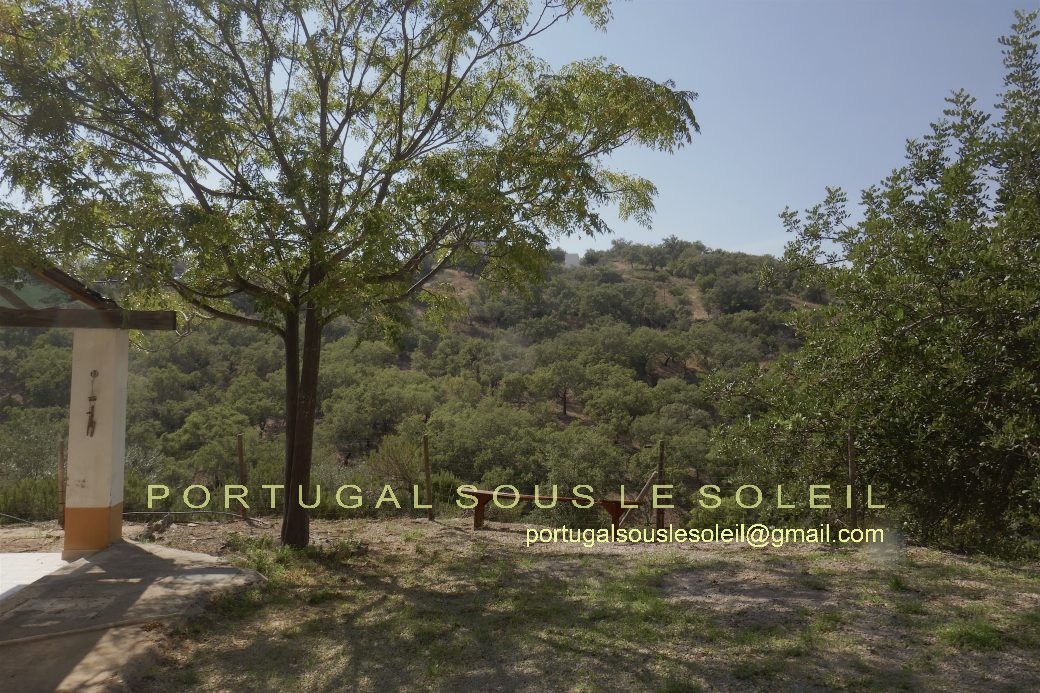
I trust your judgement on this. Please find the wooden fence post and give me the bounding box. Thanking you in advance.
[423,433,434,521]
[237,432,248,521]
[656,439,665,531]
[57,439,66,529]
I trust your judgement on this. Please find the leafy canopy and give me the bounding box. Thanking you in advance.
[0,0,698,334]
[713,11,1040,551]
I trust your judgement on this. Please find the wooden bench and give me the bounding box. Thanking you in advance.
[468,472,659,530]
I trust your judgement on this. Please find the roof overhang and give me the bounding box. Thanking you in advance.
[0,261,177,331]
[0,307,176,330]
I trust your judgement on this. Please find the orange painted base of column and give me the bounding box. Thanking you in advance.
[63,502,123,556]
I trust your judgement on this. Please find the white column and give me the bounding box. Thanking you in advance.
[63,328,128,557]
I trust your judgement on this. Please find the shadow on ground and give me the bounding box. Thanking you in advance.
[0,541,258,691]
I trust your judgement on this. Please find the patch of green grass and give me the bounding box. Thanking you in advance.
[223,531,271,553]
[813,607,847,631]
[223,533,297,579]
[303,537,367,565]
[1009,607,1040,647]
[592,561,671,621]
[515,555,536,569]
[802,550,836,562]
[857,591,887,606]
[777,607,847,658]
[401,528,424,542]
[780,636,812,658]
[248,545,298,581]
[726,620,787,647]
[888,573,914,592]
[211,584,276,617]
[937,617,1004,650]
[893,597,929,616]
[905,650,940,674]
[732,653,787,680]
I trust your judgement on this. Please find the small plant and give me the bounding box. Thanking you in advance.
[222,532,296,581]
[304,538,367,565]
[888,574,913,592]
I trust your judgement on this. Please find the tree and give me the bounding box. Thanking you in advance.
[578,362,653,440]
[498,371,528,405]
[0,0,698,545]
[366,432,423,500]
[660,234,693,258]
[159,403,250,486]
[715,12,1040,551]
[624,326,676,382]
[0,406,66,482]
[529,360,584,417]
[16,341,71,407]
[320,367,437,451]
[224,372,281,431]
[702,273,763,314]
[634,243,669,271]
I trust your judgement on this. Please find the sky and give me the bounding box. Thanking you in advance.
[527,0,1040,257]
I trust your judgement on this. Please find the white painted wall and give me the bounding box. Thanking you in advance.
[65,328,128,509]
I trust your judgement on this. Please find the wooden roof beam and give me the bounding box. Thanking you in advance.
[0,307,176,330]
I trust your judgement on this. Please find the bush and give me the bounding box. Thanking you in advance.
[0,476,57,522]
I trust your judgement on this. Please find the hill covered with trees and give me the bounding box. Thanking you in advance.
[0,238,813,529]
[4,200,1036,558]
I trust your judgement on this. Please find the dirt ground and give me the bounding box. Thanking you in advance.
[3,517,1039,691]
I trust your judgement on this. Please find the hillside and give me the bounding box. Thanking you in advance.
[0,238,808,524]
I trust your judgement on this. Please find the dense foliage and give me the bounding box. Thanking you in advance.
[713,12,1040,557]
[0,241,803,526]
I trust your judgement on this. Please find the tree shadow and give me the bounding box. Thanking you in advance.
[0,541,255,690]
[138,538,940,691]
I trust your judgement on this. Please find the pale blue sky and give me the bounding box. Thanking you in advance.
[529,0,1039,257]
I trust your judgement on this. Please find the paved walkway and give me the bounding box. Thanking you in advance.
[0,552,70,602]
[0,540,260,691]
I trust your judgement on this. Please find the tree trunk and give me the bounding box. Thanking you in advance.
[280,312,300,544]
[282,305,323,547]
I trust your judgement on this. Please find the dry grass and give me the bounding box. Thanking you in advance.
[86,517,1040,692]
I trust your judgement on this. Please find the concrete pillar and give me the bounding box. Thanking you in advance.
[63,328,128,558]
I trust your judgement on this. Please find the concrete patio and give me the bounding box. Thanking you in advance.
[0,540,260,691]
[0,552,70,602]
